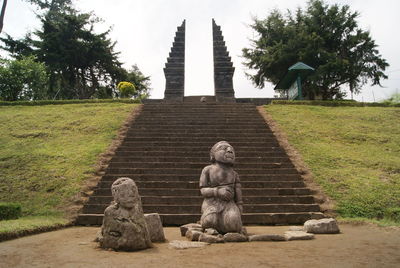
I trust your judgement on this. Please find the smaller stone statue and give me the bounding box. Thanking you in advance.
[199,141,243,234]
[98,177,152,251]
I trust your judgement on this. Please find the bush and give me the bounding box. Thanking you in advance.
[117,81,136,98]
[384,208,400,222]
[0,203,22,220]
[0,98,141,106]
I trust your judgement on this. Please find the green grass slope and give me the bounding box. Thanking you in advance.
[0,103,138,236]
[266,105,400,224]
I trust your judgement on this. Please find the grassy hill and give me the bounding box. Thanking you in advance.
[0,103,138,236]
[265,104,400,225]
[1,102,398,238]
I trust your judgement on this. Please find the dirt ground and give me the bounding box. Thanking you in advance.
[0,223,399,268]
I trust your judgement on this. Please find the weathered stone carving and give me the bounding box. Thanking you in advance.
[98,177,152,251]
[199,141,243,234]
[144,213,166,242]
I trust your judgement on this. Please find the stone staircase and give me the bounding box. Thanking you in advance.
[77,103,324,226]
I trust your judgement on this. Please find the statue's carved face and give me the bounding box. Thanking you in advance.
[212,141,235,164]
[115,187,136,208]
[112,177,137,208]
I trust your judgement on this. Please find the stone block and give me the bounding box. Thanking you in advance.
[185,230,203,241]
[223,232,248,242]
[198,233,224,243]
[168,240,209,250]
[284,231,314,241]
[180,223,202,236]
[144,213,165,242]
[248,234,286,242]
[304,218,340,234]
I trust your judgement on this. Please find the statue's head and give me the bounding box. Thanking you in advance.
[111,177,138,209]
[210,141,235,165]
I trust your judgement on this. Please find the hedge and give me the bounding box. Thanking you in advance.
[0,203,22,220]
[0,98,141,106]
[270,100,400,107]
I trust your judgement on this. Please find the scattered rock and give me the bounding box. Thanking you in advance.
[304,218,340,234]
[199,233,224,243]
[185,230,203,241]
[240,227,248,236]
[248,234,286,242]
[168,240,209,250]
[289,226,304,231]
[180,223,202,237]
[145,213,166,242]
[205,228,219,235]
[284,231,314,241]
[223,232,248,242]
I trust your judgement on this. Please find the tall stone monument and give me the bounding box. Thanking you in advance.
[212,19,236,103]
[164,20,186,102]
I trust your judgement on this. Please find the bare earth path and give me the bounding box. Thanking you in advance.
[0,224,399,268]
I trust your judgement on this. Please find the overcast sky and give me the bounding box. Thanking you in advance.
[2,0,399,101]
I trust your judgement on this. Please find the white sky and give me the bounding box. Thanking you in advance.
[2,0,400,101]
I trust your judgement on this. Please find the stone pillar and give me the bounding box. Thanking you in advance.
[164,20,185,102]
[212,19,235,103]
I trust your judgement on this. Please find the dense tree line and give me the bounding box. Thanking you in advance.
[0,0,150,101]
[242,0,388,100]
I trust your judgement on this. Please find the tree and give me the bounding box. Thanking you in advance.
[0,56,49,101]
[1,4,124,99]
[0,0,7,33]
[242,0,388,100]
[119,65,151,99]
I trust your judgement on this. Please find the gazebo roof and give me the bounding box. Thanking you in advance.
[274,62,315,90]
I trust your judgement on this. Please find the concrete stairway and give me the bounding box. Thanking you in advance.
[77,103,324,226]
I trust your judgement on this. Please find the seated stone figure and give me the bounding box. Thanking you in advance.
[199,141,243,234]
[98,177,152,251]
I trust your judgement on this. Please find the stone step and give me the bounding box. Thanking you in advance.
[109,156,291,163]
[107,162,294,169]
[100,174,303,182]
[96,180,305,189]
[76,212,325,226]
[93,187,311,196]
[124,130,274,136]
[87,195,316,205]
[119,141,280,148]
[104,168,299,175]
[113,150,287,157]
[123,137,276,142]
[123,133,274,138]
[115,146,284,152]
[82,204,320,214]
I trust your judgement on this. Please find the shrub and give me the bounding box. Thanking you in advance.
[0,203,22,220]
[384,207,400,222]
[117,81,136,98]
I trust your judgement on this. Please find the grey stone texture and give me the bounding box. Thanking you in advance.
[200,141,243,234]
[185,229,203,241]
[212,19,235,102]
[223,232,248,242]
[304,218,340,234]
[284,231,315,241]
[248,234,286,242]
[98,177,152,251]
[168,240,210,250]
[164,20,185,102]
[198,233,224,243]
[144,213,166,242]
[180,223,202,237]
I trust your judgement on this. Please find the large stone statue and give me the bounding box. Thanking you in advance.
[98,177,152,251]
[199,141,243,234]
